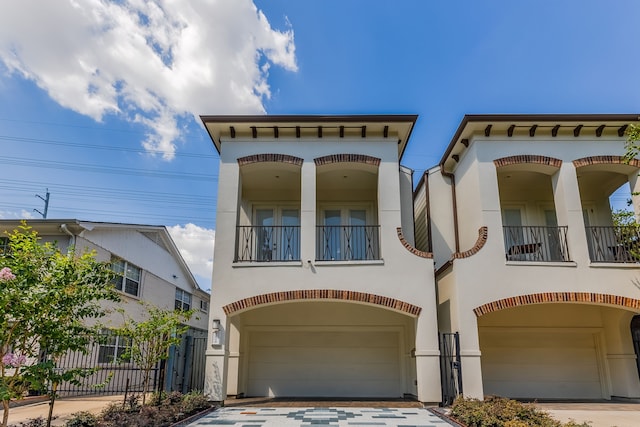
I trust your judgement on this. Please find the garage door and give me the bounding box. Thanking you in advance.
[480,328,604,399]
[246,330,401,397]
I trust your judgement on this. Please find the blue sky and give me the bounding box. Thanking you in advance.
[1,0,639,288]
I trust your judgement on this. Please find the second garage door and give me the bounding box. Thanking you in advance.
[246,329,402,397]
[480,328,605,399]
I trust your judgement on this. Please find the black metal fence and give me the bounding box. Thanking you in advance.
[235,225,300,262]
[316,225,380,261]
[52,329,207,397]
[439,332,462,406]
[503,225,570,262]
[54,336,160,397]
[585,226,640,263]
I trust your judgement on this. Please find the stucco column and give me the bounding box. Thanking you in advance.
[414,296,442,403]
[457,310,484,400]
[204,312,229,402]
[300,160,316,263]
[552,163,589,264]
[602,309,640,398]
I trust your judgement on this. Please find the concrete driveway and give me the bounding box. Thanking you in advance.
[535,402,640,427]
[184,406,455,427]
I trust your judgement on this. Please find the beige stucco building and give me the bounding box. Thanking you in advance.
[201,113,640,404]
[201,115,442,403]
[417,114,640,401]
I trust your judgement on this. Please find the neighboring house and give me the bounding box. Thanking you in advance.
[0,219,210,393]
[200,115,442,403]
[416,114,640,401]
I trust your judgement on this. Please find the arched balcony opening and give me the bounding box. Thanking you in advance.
[576,160,640,263]
[496,159,569,262]
[315,159,380,261]
[235,160,302,262]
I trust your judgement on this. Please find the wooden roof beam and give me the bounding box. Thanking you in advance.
[595,125,605,137]
[529,124,538,137]
[552,125,560,137]
[273,126,279,138]
[383,125,389,138]
[507,125,515,137]
[230,126,236,138]
[361,126,366,138]
[574,124,583,137]
[619,124,629,137]
[251,126,257,138]
[484,124,492,137]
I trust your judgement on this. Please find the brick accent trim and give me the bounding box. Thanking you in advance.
[474,292,640,316]
[453,227,488,259]
[396,227,432,258]
[314,154,381,167]
[494,155,562,168]
[573,155,640,168]
[237,154,303,166]
[223,289,422,316]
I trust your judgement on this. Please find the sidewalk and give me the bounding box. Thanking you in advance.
[1,395,124,426]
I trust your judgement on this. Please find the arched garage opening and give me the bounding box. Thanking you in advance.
[477,302,640,400]
[227,300,417,398]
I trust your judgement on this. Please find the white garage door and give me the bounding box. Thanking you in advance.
[246,330,401,397]
[480,328,604,399]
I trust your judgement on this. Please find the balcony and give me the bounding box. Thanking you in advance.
[235,225,300,262]
[585,226,640,263]
[316,225,380,261]
[503,226,570,262]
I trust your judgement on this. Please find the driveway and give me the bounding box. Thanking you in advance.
[535,402,640,427]
[184,406,456,427]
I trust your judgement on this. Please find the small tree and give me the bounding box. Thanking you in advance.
[0,223,120,427]
[116,303,194,406]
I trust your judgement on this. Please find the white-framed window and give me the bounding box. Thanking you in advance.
[111,257,141,297]
[175,288,192,311]
[200,300,209,312]
[97,329,131,364]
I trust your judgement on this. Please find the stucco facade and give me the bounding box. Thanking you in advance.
[419,115,640,400]
[201,116,441,403]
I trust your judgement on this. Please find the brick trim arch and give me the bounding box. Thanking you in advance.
[396,227,432,258]
[237,154,303,166]
[314,154,381,167]
[223,289,422,316]
[573,155,640,168]
[494,155,562,169]
[474,292,640,316]
[453,227,488,259]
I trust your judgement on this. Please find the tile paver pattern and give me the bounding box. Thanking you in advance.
[186,407,454,427]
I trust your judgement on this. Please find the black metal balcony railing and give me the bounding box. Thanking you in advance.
[235,226,300,262]
[585,226,640,263]
[503,225,570,262]
[316,225,380,261]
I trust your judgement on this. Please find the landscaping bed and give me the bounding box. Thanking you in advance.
[449,396,592,427]
[10,391,216,427]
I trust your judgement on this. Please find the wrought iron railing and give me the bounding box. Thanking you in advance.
[316,225,380,261]
[503,225,570,262]
[235,225,300,262]
[585,226,640,263]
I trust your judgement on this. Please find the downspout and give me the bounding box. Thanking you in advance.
[440,169,460,253]
[60,224,75,255]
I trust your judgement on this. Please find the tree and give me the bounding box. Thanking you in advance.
[0,223,120,427]
[115,302,195,406]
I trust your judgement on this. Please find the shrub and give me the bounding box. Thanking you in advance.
[180,391,210,415]
[65,411,97,427]
[450,396,591,427]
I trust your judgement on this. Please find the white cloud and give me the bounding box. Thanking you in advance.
[0,210,35,220]
[0,0,297,159]
[167,223,214,289]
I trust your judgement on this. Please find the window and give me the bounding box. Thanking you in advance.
[200,300,209,312]
[98,330,130,364]
[0,237,9,255]
[175,288,192,311]
[111,257,141,296]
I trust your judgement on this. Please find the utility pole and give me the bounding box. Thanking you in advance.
[34,188,50,218]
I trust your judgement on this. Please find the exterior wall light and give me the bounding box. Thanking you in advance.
[211,318,222,346]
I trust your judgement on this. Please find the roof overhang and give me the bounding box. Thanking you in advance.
[440,114,640,173]
[200,114,419,160]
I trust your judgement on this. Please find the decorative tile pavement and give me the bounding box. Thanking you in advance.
[185,407,455,427]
